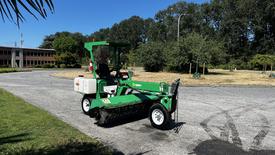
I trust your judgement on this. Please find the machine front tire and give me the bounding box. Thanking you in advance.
[149,104,170,129]
[81,96,91,115]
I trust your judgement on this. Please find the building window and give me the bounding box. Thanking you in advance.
[16,51,19,56]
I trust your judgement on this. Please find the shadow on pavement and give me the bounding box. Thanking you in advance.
[128,150,152,155]
[96,112,185,132]
[193,139,275,155]
[96,113,148,128]
[167,121,186,133]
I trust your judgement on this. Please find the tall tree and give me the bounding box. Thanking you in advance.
[91,16,149,49]
[0,0,54,26]
[40,32,87,65]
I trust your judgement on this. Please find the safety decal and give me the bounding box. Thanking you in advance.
[102,98,111,104]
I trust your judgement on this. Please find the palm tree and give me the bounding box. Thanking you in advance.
[0,0,54,26]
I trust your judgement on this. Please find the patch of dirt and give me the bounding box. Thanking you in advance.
[51,68,275,86]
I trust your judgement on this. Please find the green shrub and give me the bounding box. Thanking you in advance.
[72,64,81,68]
[136,42,165,72]
[250,54,275,70]
[34,65,41,68]
[54,52,78,67]
[165,32,225,72]
[207,64,215,69]
[127,50,142,67]
[165,42,188,72]
[0,68,17,73]
[41,64,55,68]
[60,64,67,68]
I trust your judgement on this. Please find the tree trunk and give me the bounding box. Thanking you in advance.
[271,63,273,75]
[203,63,206,75]
[189,63,192,75]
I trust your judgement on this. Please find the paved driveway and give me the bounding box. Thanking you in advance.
[0,70,275,155]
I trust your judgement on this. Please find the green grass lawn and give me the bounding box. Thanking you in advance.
[0,68,17,73]
[0,88,117,155]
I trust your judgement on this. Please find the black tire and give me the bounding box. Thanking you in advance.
[149,104,171,129]
[81,96,91,115]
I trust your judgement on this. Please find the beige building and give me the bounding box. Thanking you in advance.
[0,46,55,68]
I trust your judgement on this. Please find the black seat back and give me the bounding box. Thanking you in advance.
[170,79,180,96]
[98,63,111,79]
[170,79,180,113]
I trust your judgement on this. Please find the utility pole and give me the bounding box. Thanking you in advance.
[177,14,185,42]
[178,13,193,75]
[20,33,24,48]
[174,13,186,124]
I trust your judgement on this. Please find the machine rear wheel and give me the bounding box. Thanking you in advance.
[149,104,170,129]
[81,96,91,115]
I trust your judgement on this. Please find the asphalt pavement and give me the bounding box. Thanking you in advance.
[0,70,275,155]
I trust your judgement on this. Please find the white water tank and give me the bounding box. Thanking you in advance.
[74,77,97,94]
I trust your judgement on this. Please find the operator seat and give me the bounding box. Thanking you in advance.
[96,63,115,85]
[97,63,110,79]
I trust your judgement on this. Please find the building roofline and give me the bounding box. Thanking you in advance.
[0,45,55,51]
